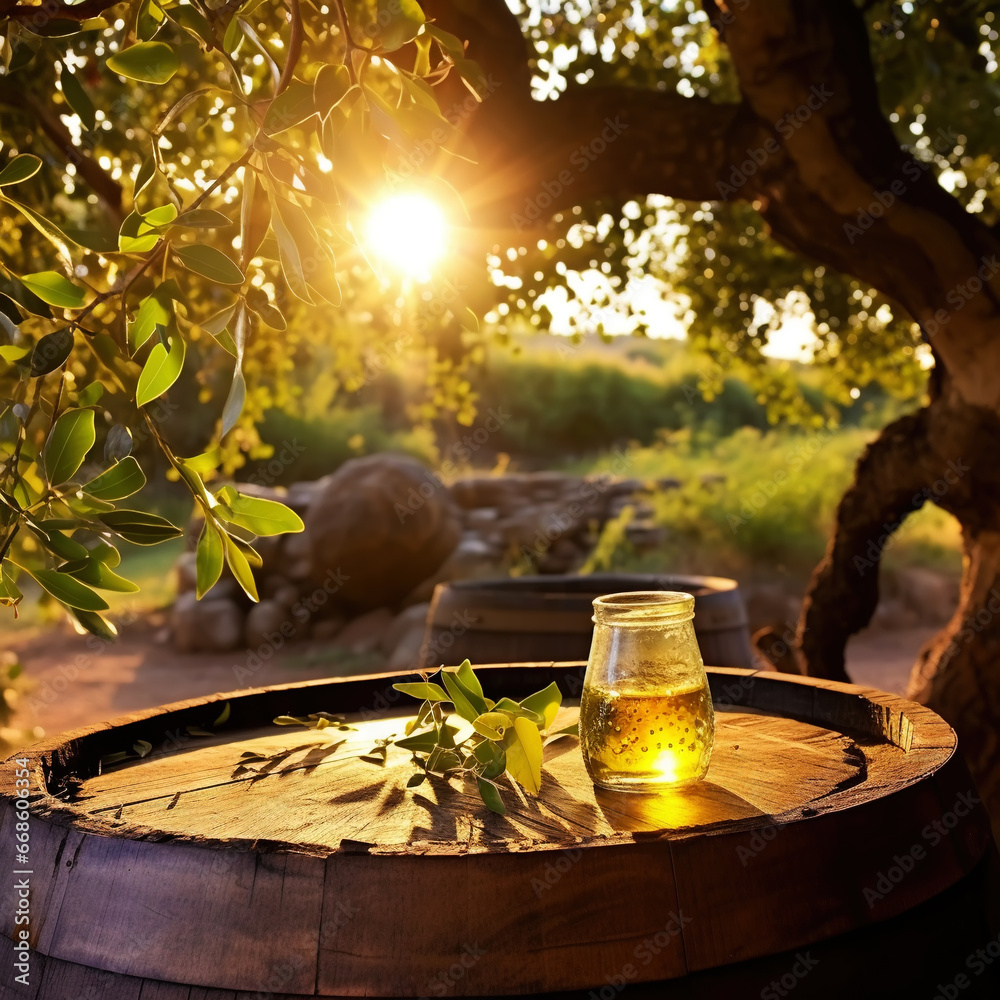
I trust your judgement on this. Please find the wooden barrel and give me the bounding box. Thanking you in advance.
[2,664,997,999]
[420,573,755,669]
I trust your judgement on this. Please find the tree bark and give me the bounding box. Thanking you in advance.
[900,402,1000,833]
[798,411,935,682]
[908,528,1000,839]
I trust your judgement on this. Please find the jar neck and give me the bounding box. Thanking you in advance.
[592,591,695,626]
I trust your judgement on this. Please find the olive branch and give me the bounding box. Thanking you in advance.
[274,660,578,814]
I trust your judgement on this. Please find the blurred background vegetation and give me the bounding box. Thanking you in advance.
[18,330,943,626]
[9,326,959,638]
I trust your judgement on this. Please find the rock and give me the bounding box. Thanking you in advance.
[304,454,461,610]
[454,533,499,562]
[605,477,645,498]
[607,496,636,518]
[233,482,289,503]
[451,473,590,513]
[282,532,314,581]
[174,551,197,595]
[450,477,509,510]
[261,575,300,610]
[335,607,395,655]
[497,504,547,549]
[382,603,431,656]
[625,521,667,552]
[273,585,300,611]
[252,535,284,571]
[466,506,500,527]
[173,550,238,601]
[311,617,347,642]
[285,480,320,513]
[387,619,430,671]
[171,592,244,653]
[895,567,959,624]
[537,536,587,574]
[495,481,605,551]
[262,574,292,599]
[403,535,502,604]
[245,600,297,650]
[287,560,312,583]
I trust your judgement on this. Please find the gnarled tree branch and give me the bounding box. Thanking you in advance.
[423,0,749,231]
[798,410,936,680]
[429,0,1000,408]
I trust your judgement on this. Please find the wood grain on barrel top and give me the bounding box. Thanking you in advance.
[0,664,991,997]
[67,708,909,850]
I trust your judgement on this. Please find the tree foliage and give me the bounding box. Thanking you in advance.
[1,0,998,636]
[0,0,486,632]
[488,0,999,423]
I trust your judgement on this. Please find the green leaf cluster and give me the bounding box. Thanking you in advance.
[277,661,577,815]
[392,661,578,812]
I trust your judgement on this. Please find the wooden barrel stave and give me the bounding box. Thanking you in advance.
[420,574,755,669]
[3,856,998,999]
[1,664,995,998]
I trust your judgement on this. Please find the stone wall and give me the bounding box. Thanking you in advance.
[169,454,960,668]
[169,455,664,663]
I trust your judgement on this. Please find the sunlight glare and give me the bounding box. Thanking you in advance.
[366,192,447,279]
[651,749,680,784]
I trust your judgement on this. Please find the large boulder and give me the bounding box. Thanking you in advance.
[334,607,395,654]
[894,566,959,624]
[245,599,298,650]
[171,592,244,653]
[303,454,462,611]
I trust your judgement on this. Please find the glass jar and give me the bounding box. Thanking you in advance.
[580,591,715,791]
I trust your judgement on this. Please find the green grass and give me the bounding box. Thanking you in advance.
[568,426,962,585]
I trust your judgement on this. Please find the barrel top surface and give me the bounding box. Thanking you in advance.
[53,707,878,851]
[3,664,991,998]
[3,664,961,856]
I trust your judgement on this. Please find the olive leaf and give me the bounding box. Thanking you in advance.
[520,682,562,730]
[44,408,95,485]
[274,662,577,815]
[502,717,543,795]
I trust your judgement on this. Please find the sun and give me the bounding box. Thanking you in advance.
[365,192,448,280]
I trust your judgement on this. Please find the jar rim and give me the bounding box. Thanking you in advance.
[593,590,694,610]
[592,590,695,624]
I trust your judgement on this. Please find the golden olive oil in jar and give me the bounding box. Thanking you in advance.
[580,593,715,790]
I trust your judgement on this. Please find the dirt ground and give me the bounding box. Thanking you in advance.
[5,616,938,742]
